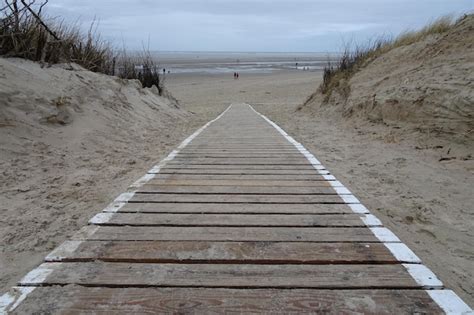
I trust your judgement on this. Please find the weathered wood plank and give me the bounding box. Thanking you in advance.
[46,241,398,264]
[129,193,345,204]
[147,179,333,187]
[152,174,327,180]
[157,169,322,175]
[11,287,445,314]
[91,213,366,227]
[74,226,379,242]
[177,152,303,159]
[137,185,338,195]
[169,158,312,165]
[20,262,420,288]
[161,164,317,170]
[109,203,357,214]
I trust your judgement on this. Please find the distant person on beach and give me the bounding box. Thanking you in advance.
[237,73,239,79]
[234,72,237,79]
[163,68,166,74]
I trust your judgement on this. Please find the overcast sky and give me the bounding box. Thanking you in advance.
[45,0,473,52]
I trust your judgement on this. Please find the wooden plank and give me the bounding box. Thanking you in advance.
[169,158,312,165]
[157,169,322,175]
[137,185,338,195]
[176,153,305,157]
[47,241,398,264]
[129,193,345,204]
[74,226,379,242]
[91,213,366,227]
[20,262,420,289]
[180,149,302,153]
[148,179,333,187]
[161,164,317,170]
[110,203,356,214]
[11,287,445,314]
[152,174,327,181]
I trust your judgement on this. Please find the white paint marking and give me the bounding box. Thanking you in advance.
[89,212,114,225]
[114,192,135,202]
[369,227,401,242]
[322,174,336,180]
[334,187,351,195]
[328,180,345,188]
[427,290,473,314]
[0,287,36,314]
[361,214,382,227]
[384,243,421,263]
[103,202,125,213]
[130,173,155,188]
[349,203,370,214]
[403,264,443,289]
[19,263,61,286]
[45,241,83,262]
[340,195,360,204]
[149,165,161,173]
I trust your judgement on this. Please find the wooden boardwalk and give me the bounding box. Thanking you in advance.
[1,104,472,314]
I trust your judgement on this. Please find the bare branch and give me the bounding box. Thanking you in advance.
[20,0,59,40]
[37,0,47,16]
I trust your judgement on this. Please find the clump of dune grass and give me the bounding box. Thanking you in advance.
[0,0,164,94]
[320,15,457,98]
[117,49,164,95]
[0,0,115,74]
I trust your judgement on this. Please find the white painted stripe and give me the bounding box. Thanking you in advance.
[384,243,421,263]
[348,203,370,214]
[45,241,83,262]
[130,173,155,188]
[340,195,360,204]
[328,180,345,188]
[322,174,336,180]
[361,214,382,227]
[19,263,61,286]
[89,212,114,225]
[334,187,351,195]
[403,264,443,289]
[369,227,401,242]
[114,192,135,203]
[102,202,126,213]
[0,287,36,314]
[427,290,473,314]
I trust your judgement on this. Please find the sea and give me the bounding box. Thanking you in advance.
[149,51,339,75]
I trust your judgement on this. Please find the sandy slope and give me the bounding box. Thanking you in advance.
[0,58,199,291]
[167,67,473,306]
[303,14,474,143]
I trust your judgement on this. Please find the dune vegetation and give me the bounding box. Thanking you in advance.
[319,15,457,97]
[0,0,164,94]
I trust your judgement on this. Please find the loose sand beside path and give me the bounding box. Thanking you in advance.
[166,70,473,306]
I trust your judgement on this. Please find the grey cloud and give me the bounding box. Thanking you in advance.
[45,0,473,51]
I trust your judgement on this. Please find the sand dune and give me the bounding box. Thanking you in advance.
[0,58,194,290]
[303,14,474,143]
